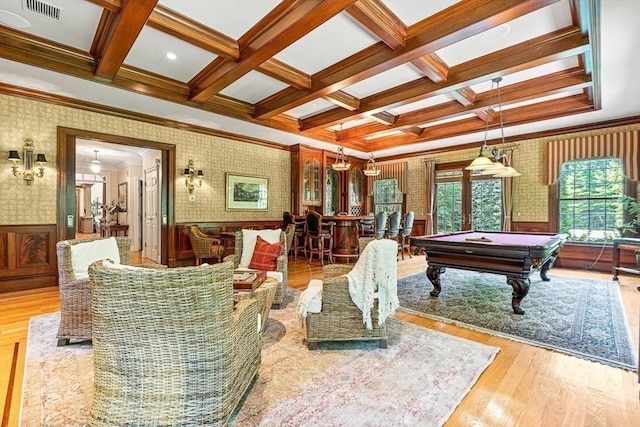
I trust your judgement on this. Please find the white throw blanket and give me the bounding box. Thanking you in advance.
[346,239,399,329]
[297,279,323,325]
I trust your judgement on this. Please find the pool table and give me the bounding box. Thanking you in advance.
[410,230,568,314]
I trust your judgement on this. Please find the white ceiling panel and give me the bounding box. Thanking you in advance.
[125,26,216,82]
[275,13,378,75]
[344,64,424,98]
[0,0,102,51]
[220,70,288,104]
[285,98,337,119]
[382,0,461,26]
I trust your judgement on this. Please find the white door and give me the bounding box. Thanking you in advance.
[143,164,160,263]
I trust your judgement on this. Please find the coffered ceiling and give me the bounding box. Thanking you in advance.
[1,0,638,159]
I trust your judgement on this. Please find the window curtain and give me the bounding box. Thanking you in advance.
[423,159,436,234]
[545,130,639,184]
[366,161,408,192]
[501,150,514,231]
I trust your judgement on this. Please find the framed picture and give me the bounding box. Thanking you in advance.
[117,182,128,212]
[226,173,269,211]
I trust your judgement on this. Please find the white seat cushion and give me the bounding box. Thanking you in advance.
[266,271,283,283]
[70,237,121,280]
[239,229,282,268]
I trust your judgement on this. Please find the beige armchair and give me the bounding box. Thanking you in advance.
[304,238,398,349]
[224,229,288,309]
[56,236,132,346]
[87,260,260,426]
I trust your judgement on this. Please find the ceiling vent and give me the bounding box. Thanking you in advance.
[22,0,62,21]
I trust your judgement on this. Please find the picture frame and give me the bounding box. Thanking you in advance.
[117,182,128,212]
[226,173,269,211]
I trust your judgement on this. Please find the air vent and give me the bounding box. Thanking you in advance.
[22,0,62,21]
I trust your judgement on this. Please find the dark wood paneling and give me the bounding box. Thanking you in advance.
[554,242,637,274]
[175,220,283,267]
[0,224,57,293]
[511,221,550,233]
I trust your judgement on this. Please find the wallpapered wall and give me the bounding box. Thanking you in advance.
[0,94,291,225]
[1,94,637,227]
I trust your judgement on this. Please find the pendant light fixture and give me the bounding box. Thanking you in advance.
[332,123,351,171]
[363,143,380,177]
[465,77,520,177]
[90,150,101,174]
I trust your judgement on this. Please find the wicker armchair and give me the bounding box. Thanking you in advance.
[304,238,394,349]
[188,224,225,265]
[224,229,288,308]
[56,236,132,346]
[87,261,260,427]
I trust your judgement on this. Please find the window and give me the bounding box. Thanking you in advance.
[374,179,403,214]
[558,157,624,243]
[435,166,503,233]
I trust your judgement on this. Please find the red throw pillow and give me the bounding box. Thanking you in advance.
[249,235,283,271]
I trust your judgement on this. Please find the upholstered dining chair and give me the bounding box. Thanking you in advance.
[225,228,288,308]
[398,211,415,260]
[305,210,335,265]
[374,211,388,239]
[387,211,402,242]
[357,216,375,237]
[88,260,261,427]
[301,238,399,349]
[188,224,225,265]
[56,236,132,346]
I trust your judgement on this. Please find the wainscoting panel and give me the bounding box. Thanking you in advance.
[0,224,57,293]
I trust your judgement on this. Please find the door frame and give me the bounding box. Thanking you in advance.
[56,126,176,266]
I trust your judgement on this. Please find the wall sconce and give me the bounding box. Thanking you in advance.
[8,138,47,185]
[184,160,203,193]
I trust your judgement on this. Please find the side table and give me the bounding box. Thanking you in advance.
[612,237,640,280]
[234,278,277,333]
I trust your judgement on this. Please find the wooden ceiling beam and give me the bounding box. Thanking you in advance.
[402,127,424,137]
[300,27,589,132]
[147,5,239,59]
[410,53,449,83]
[449,87,477,107]
[346,0,406,49]
[366,94,593,151]
[323,91,360,111]
[259,59,312,90]
[369,111,397,125]
[144,4,312,89]
[93,0,158,79]
[254,0,561,119]
[339,68,591,141]
[189,0,357,103]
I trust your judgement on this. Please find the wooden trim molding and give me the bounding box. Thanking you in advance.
[0,224,57,293]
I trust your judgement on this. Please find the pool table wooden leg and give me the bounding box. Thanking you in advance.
[426,265,444,297]
[507,276,530,315]
[540,250,560,281]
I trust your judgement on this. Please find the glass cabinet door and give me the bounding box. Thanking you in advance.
[303,159,311,200]
[311,159,320,201]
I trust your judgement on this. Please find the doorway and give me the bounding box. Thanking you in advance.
[57,127,176,265]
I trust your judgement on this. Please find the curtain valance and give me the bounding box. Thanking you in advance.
[545,130,639,184]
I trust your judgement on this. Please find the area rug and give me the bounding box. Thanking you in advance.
[20,292,499,427]
[397,269,636,371]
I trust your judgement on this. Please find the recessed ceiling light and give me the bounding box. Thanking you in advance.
[479,24,511,41]
[166,52,177,60]
[0,10,32,28]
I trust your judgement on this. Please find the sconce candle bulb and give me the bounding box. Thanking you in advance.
[8,139,47,185]
[184,160,204,193]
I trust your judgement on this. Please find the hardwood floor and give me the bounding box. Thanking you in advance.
[1,254,638,426]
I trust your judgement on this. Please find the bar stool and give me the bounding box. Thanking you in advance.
[358,216,375,237]
[387,211,402,242]
[305,211,335,265]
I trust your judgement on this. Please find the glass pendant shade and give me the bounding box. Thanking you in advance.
[465,153,494,170]
[332,124,351,171]
[90,150,101,174]
[494,166,522,177]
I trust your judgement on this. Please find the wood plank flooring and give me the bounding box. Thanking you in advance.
[1,253,638,426]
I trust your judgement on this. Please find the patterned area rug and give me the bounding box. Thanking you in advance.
[20,292,499,426]
[397,269,636,371]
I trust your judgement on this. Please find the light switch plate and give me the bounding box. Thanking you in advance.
[189,195,196,202]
